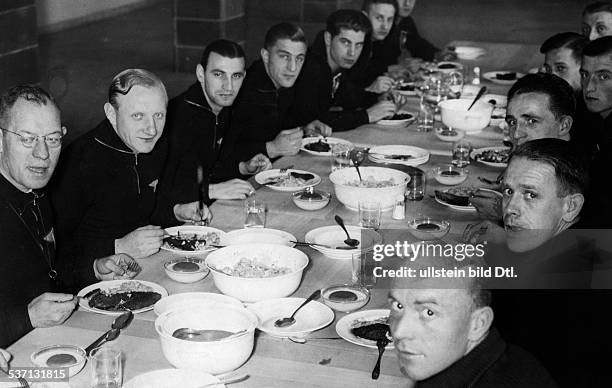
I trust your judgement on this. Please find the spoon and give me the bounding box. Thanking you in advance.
[288,336,344,344]
[85,310,133,355]
[274,290,322,328]
[467,86,487,111]
[291,241,357,250]
[349,149,365,182]
[172,328,247,342]
[372,337,390,380]
[334,215,360,247]
[197,374,250,388]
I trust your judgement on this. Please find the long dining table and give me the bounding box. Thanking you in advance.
[7,44,518,388]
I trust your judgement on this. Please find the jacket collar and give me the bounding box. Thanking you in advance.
[247,60,278,92]
[93,119,136,155]
[183,82,232,119]
[0,172,41,213]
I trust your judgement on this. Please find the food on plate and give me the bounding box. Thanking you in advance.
[435,187,476,207]
[172,261,201,272]
[46,353,77,367]
[398,83,415,92]
[417,222,441,230]
[85,281,162,311]
[322,285,370,312]
[438,63,457,69]
[474,149,510,164]
[304,139,330,152]
[266,171,315,187]
[163,231,220,251]
[351,317,392,342]
[347,176,398,188]
[384,113,413,120]
[217,257,292,278]
[495,72,516,80]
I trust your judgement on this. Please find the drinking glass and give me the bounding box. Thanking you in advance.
[444,71,464,98]
[417,103,435,132]
[90,347,122,388]
[359,200,381,230]
[452,141,472,167]
[352,252,376,288]
[406,170,427,201]
[244,198,266,228]
[330,143,354,172]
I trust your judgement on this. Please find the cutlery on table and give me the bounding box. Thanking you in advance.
[334,215,360,248]
[0,367,29,387]
[196,373,250,388]
[290,241,357,250]
[172,328,247,341]
[368,153,413,160]
[196,165,207,224]
[372,337,390,380]
[274,289,322,328]
[467,86,487,111]
[288,336,343,344]
[85,310,133,355]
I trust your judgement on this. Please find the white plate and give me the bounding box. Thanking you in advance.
[255,169,321,192]
[222,228,296,247]
[470,146,511,168]
[248,298,334,337]
[483,71,525,85]
[123,369,221,388]
[161,225,225,255]
[336,309,394,349]
[454,46,486,60]
[434,187,477,211]
[301,136,353,156]
[154,292,243,316]
[368,145,429,166]
[305,225,383,260]
[377,111,416,126]
[77,280,168,315]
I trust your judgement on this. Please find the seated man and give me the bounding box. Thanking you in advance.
[578,36,612,227]
[232,24,330,161]
[51,70,208,273]
[388,254,557,387]
[582,1,612,40]
[0,85,138,346]
[291,9,397,131]
[471,73,575,221]
[161,39,271,203]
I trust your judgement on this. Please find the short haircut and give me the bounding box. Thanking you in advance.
[108,69,167,110]
[507,73,576,120]
[583,35,612,57]
[583,1,612,17]
[199,39,245,69]
[361,0,398,14]
[510,138,590,198]
[0,84,58,127]
[326,9,371,38]
[540,32,588,63]
[264,23,307,50]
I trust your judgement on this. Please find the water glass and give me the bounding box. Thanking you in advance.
[417,103,435,132]
[452,141,472,167]
[330,143,354,172]
[90,347,122,388]
[359,200,381,230]
[352,252,376,288]
[406,170,427,201]
[244,198,266,228]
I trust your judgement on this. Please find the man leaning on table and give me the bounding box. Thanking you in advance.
[160,39,271,204]
[232,23,331,161]
[50,70,210,289]
[387,254,558,387]
[290,9,397,131]
[0,85,141,347]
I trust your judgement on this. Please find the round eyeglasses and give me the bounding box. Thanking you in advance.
[0,126,64,148]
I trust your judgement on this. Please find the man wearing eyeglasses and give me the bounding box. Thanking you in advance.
[0,84,143,347]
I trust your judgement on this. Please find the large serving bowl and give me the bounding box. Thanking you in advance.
[205,244,309,302]
[439,99,493,133]
[155,304,258,374]
[329,166,409,211]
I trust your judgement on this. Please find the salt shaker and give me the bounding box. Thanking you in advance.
[471,66,481,85]
[392,195,406,220]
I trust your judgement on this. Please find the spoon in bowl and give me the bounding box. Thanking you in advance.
[467,86,487,111]
[274,289,322,328]
[334,215,360,248]
[172,328,246,341]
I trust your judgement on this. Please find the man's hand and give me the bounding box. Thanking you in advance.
[115,225,164,259]
[303,120,332,137]
[462,221,506,245]
[365,75,395,94]
[0,348,11,372]
[366,100,397,123]
[210,179,255,200]
[28,293,77,328]
[173,202,213,224]
[239,153,272,175]
[94,253,141,280]
[266,127,303,159]
[471,189,503,221]
[434,49,458,61]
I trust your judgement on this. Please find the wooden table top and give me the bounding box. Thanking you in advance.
[7,57,512,388]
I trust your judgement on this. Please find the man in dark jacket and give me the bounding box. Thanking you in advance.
[291,9,397,131]
[161,40,271,203]
[0,84,138,346]
[51,70,208,276]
